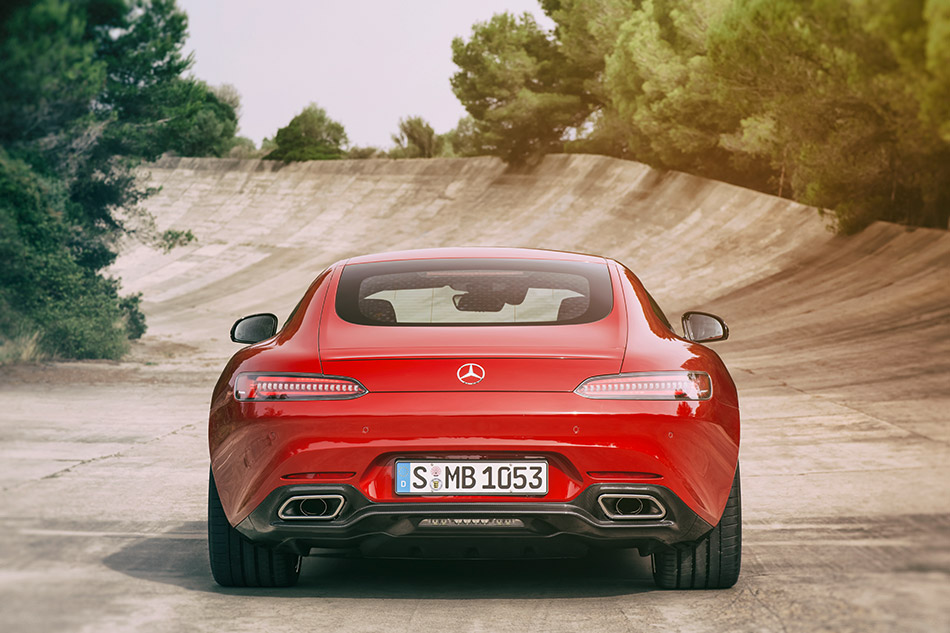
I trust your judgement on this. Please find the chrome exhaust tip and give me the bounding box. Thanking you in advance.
[278,494,345,520]
[598,494,666,520]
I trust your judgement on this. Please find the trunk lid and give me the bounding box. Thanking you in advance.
[319,325,625,393]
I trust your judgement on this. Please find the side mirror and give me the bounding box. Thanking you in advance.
[682,311,729,343]
[230,313,278,344]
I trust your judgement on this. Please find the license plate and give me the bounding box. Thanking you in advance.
[395,460,548,495]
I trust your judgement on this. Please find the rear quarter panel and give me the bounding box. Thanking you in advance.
[615,262,740,519]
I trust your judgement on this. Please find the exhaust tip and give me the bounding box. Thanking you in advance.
[278,494,345,520]
[615,496,643,515]
[598,494,666,520]
[299,498,329,516]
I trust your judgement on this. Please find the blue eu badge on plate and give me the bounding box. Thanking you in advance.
[396,462,410,491]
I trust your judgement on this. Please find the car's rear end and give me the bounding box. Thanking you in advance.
[208,248,740,588]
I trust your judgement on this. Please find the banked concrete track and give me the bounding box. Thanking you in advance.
[1,154,948,633]
[117,155,950,437]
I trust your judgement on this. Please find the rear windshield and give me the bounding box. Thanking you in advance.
[336,258,613,326]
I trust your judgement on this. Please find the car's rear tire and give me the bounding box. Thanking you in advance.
[652,464,741,589]
[208,468,301,587]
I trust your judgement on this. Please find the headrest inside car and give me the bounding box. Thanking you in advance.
[557,296,589,321]
[359,298,397,323]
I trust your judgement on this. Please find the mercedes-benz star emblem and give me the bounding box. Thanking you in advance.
[457,363,485,385]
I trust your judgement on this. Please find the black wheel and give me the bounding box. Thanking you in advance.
[208,468,301,587]
[652,464,741,589]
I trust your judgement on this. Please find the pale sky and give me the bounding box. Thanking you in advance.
[176,0,554,149]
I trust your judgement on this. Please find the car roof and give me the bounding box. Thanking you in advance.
[344,247,608,265]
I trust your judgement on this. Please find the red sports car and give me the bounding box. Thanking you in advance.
[208,248,740,589]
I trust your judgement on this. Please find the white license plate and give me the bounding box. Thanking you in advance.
[395,460,548,495]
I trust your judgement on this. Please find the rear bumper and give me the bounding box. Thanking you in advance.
[236,482,713,557]
[211,392,740,527]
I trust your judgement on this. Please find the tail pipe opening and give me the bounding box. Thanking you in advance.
[597,494,666,520]
[278,494,346,520]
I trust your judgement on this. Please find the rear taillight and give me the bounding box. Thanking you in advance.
[234,373,367,401]
[574,371,711,400]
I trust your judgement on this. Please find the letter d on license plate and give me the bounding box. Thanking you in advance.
[395,460,548,495]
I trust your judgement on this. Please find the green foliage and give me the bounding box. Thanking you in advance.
[0,0,102,145]
[213,83,242,121]
[602,0,774,187]
[451,12,591,164]
[159,228,195,252]
[390,116,445,158]
[0,149,140,359]
[260,136,277,154]
[705,0,950,231]
[228,136,260,158]
[346,146,383,159]
[924,0,950,143]
[36,273,133,359]
[453,0,950,231]
[265,104,348,161]
[88,1,238,161]
[542,0,636,104]
[0,0,228,359]
[0,331,45,365]
[158,78,238,157]
[442,117,490,157]
[119,292,146,339]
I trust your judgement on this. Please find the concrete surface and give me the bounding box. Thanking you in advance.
[1,154,948,632]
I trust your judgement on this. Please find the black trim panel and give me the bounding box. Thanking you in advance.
[236,483,713,557]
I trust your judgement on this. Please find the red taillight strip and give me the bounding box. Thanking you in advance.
[234,373,367,401]
[588,471,662,480]
[574,371,711,400]
[282,472,356,480]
